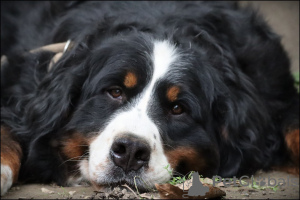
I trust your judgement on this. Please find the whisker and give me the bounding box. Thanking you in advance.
[59,151,90,166]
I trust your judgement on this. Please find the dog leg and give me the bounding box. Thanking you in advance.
[1,126,22,196]
[285,129,299,168]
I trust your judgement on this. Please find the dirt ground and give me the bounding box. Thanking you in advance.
[2,170,299,199]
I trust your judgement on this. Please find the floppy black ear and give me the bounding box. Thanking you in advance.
[212,66,281,177]
[15,46,89,183]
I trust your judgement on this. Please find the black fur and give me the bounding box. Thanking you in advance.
[1,1,298,186]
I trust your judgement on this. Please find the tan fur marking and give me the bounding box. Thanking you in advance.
[1,126,22,182]
[165,147,206,174]
[62,133,89,159]
[285,129,299,166]
[167,86,180,102]
[221,127,229,140]
[124,72,137,88]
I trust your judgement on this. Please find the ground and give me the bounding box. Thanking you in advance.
[3,170,299,199]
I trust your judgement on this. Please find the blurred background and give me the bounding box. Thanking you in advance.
[240,1,299,74]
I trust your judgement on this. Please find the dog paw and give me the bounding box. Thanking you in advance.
[1,164,13,196]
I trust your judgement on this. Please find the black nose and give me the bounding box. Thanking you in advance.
[110,135,151,173]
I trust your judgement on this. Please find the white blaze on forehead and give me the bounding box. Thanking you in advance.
[87,40,178,186]
[137,40,178,112]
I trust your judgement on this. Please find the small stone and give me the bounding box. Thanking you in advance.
[242,193,249,197]
[69,191,76,196]
[121,189,127,194]
[269,192,275,194]
[262,191,266,195]
[98,192,106,198]
[269,180,276,185]
[84,196,91,199]
[41,188,55,194]
[80,195,85,198]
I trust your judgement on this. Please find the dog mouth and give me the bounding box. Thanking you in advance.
[91,165,155,191]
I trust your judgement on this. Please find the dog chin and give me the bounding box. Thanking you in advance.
[79,160,169,191]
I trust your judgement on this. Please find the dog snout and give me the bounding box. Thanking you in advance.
[110,135,151,173]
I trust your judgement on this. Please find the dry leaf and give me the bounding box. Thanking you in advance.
[176,179,193,190]
[155,183,226,199]
[155,183,185,199]
[202,178,213,185]
[140,193,159,199]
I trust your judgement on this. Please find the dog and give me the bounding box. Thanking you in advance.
[1,1,299,196]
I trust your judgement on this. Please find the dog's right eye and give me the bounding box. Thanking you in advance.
[107,88,123,99]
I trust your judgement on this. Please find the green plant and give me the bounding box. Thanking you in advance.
[164,164,194,185]
[246,180,279,192]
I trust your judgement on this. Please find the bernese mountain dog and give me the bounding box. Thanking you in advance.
[1,1,299,196]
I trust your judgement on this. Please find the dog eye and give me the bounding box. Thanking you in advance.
[108,88,123,99]
[171,104,184,115]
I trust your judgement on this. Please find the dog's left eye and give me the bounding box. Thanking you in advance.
[171,104,184,115]
[108,88,123,99]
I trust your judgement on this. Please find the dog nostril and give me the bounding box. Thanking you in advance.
[112,143,126,155]
[135,149,150,162]
[110,135,151,173]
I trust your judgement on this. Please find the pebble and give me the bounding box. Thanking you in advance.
[129,194,137,199]
[98,193,106,198]
[80,195,85,198]
[121,189,127,194]
[262,191,266,195]
[84,196,91,199]
[242,193,249,197]
[69,191,76,196]
[41,188,55,194]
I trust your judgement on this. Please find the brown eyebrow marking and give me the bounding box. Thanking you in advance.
[124,72,138,88]
[167,86,180,102]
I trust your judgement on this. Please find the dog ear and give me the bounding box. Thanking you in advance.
[16,47,89,183]
[212,66,278,177]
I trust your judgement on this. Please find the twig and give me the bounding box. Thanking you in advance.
[121,183,139,199]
